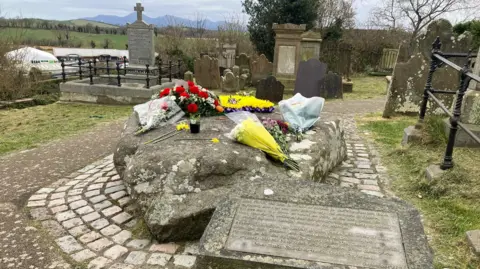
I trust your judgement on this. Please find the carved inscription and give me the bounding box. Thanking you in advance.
[226,199,408,269]
[127,28,154,66]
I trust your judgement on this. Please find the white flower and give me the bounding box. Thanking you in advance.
[206,97,214,104]
[226,123,242,140]
[169,96,176,101]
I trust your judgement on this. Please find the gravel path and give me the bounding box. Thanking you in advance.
[0,97,386,269]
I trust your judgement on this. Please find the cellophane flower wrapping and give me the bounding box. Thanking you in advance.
[134,97,185,135]
[278,93,325,132]
[226,112,299,170]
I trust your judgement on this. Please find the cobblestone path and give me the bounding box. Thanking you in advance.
[1,97,387,269]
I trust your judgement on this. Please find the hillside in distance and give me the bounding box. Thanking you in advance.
[82,13,225,30]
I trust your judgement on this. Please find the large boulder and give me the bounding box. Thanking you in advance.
[114,114,346,242]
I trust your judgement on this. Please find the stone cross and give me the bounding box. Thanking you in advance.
[134,2,144,21]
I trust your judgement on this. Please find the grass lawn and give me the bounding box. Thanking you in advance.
[0,28,128,50]
[0,103,132,155]
[343,75,387,100]
[358,114,480,269]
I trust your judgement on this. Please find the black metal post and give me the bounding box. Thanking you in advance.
[146,64,150,89]
[61,59,66,83]
[416,37,442,129]
[116,63,122,87]
[441,52,473,170]
[169,60,172,82]
[88,60,93,85]
[78,58,83,80]
[106,58,110,76]
[93,57,97,76]
[177,59,181,79]
[123,56,127,76]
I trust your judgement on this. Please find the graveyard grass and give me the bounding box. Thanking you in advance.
[358,114,480,269]
[0,103,132,155]
[342,75,386,100]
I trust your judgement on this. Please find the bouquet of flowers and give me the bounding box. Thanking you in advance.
[261,118,290,153]
[134,97,185,135]
[157,80,224,118]
[226,112,299,171]
[219,95,274,113]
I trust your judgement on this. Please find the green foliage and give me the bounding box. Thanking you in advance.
[453,20,480,50]
[242,0,319,61]
[322,18,343,41]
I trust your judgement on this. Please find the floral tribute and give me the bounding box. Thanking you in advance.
[157,81,224,118]
[219,95,274,113]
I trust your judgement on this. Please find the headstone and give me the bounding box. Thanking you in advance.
[223,69,232,76]
[256,76,285,103]
[127,3,155,67]
[383,19,473,117]
[184,71,193,82]
[239,74,248,90]
[194,55,221,89]
[221,71,238,93]
[293,59,327,98]
[199,180,433,269]
[235,53,250,73]
[320,71,343,99]
[343,80,353,93]
[300,30,322,61]
[273,23,306,88]
[250,54,273,85]
[232,66,240,77]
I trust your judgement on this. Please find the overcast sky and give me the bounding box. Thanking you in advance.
[1,0,375,24]
[0,0,471,26]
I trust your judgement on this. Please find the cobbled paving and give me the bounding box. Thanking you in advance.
[25,113,389,269]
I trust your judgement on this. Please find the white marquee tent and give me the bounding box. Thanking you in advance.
[5,47,73,75]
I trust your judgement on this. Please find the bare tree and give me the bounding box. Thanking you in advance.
[368,0,480,53]
[188,13,207,38]
[317,0,355,31]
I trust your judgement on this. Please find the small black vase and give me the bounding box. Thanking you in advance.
[190,123,200,133]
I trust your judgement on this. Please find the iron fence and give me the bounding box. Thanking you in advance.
[418,36,480,169]
[60,57,183,89]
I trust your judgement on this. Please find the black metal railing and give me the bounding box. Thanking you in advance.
[60,57,183,89]
[418,36,480,169]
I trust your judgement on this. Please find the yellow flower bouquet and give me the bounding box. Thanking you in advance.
[227,113,299,171]
[219,95,274,113]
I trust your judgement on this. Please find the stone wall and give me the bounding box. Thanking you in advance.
[383,20,472,117]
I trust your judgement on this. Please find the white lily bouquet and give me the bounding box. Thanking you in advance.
[134,96,185,135]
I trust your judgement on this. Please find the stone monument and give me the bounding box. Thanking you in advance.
[293,59,327,98]
[300,30,322,61]
[250,54,273,86]
[127,3,155,67]
[256,76,285,103]
[272,23,306,88]
[320,71,343,99]
[194,55,221,89]
[198,180,433,269]
[383,19,472,118]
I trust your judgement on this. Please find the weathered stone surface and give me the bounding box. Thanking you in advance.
[198,180,433,269]
[221,71,238,93]
[184,71,193,82]
[383,19,472,117]
[194,55,221,89]
[320,71,343,99]
[251,54,273,85]
[255,76,285,103]
[114,115,346,242]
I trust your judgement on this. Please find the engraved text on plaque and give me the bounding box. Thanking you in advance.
[225,199,408,268]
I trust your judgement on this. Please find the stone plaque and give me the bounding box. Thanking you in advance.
[277,46,296,74]
[127,3,155,66]
[225,199,408,269]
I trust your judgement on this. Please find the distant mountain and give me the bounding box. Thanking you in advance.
[82,13,225,30]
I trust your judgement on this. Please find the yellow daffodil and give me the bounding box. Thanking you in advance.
[176,122,190,131]
[211,138,220,143]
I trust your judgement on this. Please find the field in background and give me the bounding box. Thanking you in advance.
[66,19,119,28]
[0,28,128,49]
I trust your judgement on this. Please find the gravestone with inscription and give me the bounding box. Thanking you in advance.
[127,3,155,67]
[199,179,433,269]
